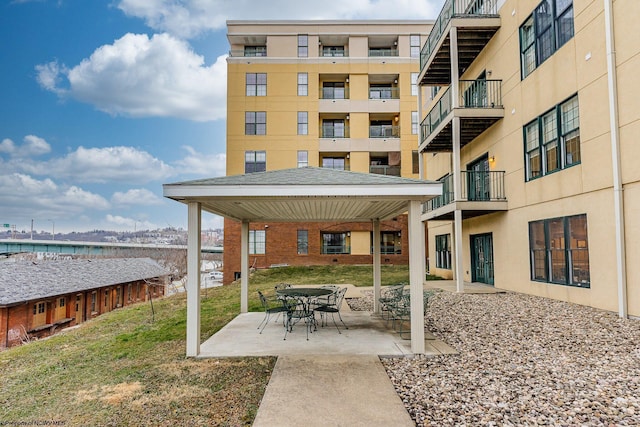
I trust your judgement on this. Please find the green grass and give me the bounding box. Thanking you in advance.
[0,265,438,426]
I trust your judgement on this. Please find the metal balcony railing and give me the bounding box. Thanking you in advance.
[423,170,506,213]
[369,125,400,138]
[369,87,400,99]
[420,0,499,71]
[368,48,399,57]
[319,87,350,99]
[229,47,267,57]
[370,165,401,176]
[320,47,349,57]
[420,79,502,143]
[320,125,351,138]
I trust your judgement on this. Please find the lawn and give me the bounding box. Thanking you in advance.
[0,265,420,426]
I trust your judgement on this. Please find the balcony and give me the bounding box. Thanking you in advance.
[422,170,507,220]
[320,124,350,139]
[369,48,399,57]
[370,165,401,177]
[369,87,399,99]
[420,79,503,152]
[320,47,349,57]
[229,46,267,57]
[320,87,350,100]
[418,0,500,85]
[369,125,400,138]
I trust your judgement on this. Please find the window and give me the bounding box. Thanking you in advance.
[33,302,45,315]
[244,46,266,57]
[249,230,265,255]
[410,34,421,58]
[297,112,308,135]
[411,111,418,134]
[321,232,349,254]
[322,82,345,99]
[127,284,132,302]
[375,231,401,254]
[298,34,308,57]
[75,295,81,312]
[529,214,590,287]
[298,73,308,96]
[104,290,109,307]
[245,111,266,135]
[435,234,452,269]
[91,292,96,313]
[246,73,266,96]
[411,72,418,96]
[245,151,266,173]
[321,119,345,138]
[322,157,345,170]
[59,297,65,307]
[412,151,419,174]
[322,46,345,57]
[520,0,574,78]
[524,94,580,181]
[297,230,308,255]
[297,151,308,168]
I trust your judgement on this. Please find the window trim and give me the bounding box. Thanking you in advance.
[297,72,308,96]
[245,111,266,135]
[297,111,308,135]
[435,234,452,270]
[245,150,266,174]
[297,230,308,255]
[524,94,580,181]
[249,229,266,255]
[246,73,266,97]
[298,34,308,57]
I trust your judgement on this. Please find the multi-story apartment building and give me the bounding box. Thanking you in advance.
[418,0,639,317]
[223,20,432,283]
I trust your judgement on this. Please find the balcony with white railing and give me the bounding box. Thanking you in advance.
[419,79,504,152]
[418,0,500,86]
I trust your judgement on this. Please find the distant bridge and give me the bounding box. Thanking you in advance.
[0,239,222,257]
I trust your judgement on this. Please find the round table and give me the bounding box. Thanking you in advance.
[276,288,333,298]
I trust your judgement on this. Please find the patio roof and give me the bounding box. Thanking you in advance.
[163,167,442,356]
[163,167,441,222]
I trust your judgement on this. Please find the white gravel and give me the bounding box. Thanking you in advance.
[350,290,640,426]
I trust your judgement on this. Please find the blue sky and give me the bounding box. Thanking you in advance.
[0,0,441,234]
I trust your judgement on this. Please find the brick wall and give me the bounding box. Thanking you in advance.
[223,215,412,285]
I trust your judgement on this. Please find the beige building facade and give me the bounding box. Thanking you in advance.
[419,0,638,317]
[224,20,432,281]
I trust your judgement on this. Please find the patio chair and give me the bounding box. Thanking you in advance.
[311,285,340,310]
[313,287,348,333]
[379,283,405,322]
[394,289,437,339]
[257,290,289,334]
[284,296,316,340]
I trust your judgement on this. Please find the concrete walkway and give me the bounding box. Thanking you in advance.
[253,354,415,427]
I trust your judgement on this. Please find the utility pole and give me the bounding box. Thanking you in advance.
[31,219,33,240]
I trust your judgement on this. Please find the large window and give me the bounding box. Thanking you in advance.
[529,214,590,287]
[321,232,349,254]
[245,151,266,173]
[412,151,419,174]
[411,72,418,96]
[411,111,418,134]
[435,234,451,269]
[246,73,266,96]
[297,112,308,135]
[298,34,308,57]
[297,230,308,255]
[520,0,574,79]
[321,119,345,138]
[322,157,345,170]
[249,230,265,255]
[322,82,345,99]
[373,231,401,255]
[245,111,266,135]
[244,46,266,57]
[524,95,580,181]
[298,73,308,96]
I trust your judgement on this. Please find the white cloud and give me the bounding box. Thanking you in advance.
[19,146,174,184]
[117,0,442,38]
[112,188,164,206]
[105,214,156,231]
[36,33,227,122]
[0,135,51,158]
[173,146,225,177]
[0,173,110,219]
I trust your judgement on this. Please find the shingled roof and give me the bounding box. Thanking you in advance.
[0,258,168,306]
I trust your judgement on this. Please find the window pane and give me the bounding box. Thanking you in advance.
[548,218,567,283]
[246,112,255,123]
[561,96,579,133]
[569,215,590,285]
[541,111,557,144]
[557,7,574,47]
[529,221,547,281]
[564,130,581,166]
[297,151,308,167]
[297,230,308,254]
[537,27,554,64]
[298,73,308,84]
[255,151,266,162]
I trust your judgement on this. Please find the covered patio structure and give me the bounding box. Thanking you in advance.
[163,167,441,356]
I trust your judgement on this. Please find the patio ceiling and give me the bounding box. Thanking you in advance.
[163,167,442,222]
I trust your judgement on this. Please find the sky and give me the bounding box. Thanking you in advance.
[0,0,443,234]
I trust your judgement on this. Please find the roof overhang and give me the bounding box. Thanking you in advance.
[163,167,442,222]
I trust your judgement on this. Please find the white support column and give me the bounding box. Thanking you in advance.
[186,202,201,357]
[450,26,465,293]
[373,219,382,314]
[240,220,249,313]
[408,200,425,354]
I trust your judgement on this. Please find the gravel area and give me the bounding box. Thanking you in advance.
[350,290,640,426]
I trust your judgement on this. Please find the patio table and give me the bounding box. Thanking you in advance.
[277,288,334,339]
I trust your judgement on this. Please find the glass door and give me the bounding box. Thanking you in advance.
[471,233,494,285]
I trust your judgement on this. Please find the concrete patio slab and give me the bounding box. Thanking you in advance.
[198,311,455,358]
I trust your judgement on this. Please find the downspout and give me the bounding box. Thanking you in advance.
[604,0,627,318]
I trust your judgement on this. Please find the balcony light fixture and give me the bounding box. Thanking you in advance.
[489,155,496,163]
